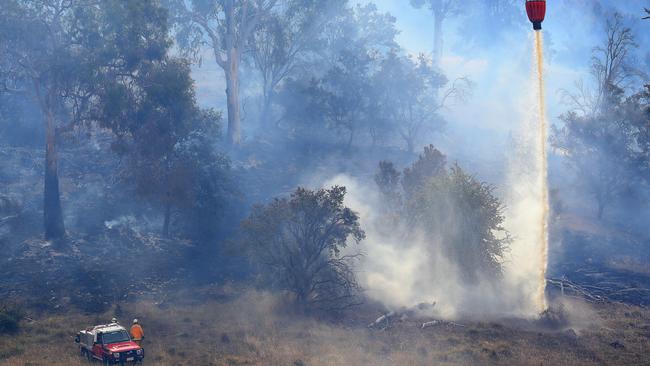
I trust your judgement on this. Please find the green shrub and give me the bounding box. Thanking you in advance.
[376,146,511,283]
[0,304,25,334]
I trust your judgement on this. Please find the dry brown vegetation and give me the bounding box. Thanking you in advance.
[1,286,649,366]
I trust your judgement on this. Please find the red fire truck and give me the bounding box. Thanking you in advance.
[75,322,144,365]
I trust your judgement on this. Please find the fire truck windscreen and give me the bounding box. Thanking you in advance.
[100,330,131,344]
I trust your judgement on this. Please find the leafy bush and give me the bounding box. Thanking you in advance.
[377,145,511,283]
[401,145,446,196]
[411,164,510,281]
[240,186,365,312]
[0,304,25,334]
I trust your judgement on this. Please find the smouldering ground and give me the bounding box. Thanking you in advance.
[1,286,649,366]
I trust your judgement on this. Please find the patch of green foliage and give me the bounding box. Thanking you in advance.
[376,145,511,283]
[240,186,365,312]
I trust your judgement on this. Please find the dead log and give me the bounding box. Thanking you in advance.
[421,320,440,329]
[547,278,608,303]
[0,215,19,224]
[421,319,465,329]
[368,311,396,328]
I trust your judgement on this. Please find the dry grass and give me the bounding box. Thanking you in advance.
[1,287,649,366]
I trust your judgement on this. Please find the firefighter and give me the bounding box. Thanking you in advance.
[130,319,144,346]
[110,317,119,324]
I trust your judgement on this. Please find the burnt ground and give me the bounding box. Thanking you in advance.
[547,214,650,308]
[0,228,190,314]
[0,286,649,366]
[550,262,650,307]
[2,145,650,365]
[1,225,646,365]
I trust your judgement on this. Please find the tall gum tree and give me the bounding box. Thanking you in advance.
[248,0,346,127]
[0,1,83,239]
[409,0,461,65]
[0,0,171,240]
[166,0,278,146]
[554,14,644,219]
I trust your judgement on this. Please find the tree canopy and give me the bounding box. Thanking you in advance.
[240,186,365,312]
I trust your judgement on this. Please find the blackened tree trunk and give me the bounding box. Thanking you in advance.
[43,106,65,240]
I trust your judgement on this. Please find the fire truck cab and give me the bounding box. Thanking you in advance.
[75,322,144,365]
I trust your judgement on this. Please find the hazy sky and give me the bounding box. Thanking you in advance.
[346,0,649,176]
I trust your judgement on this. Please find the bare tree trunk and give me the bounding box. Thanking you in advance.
[225,53,241,145]
[406,138,415,154]
[224,0,241,146]
[370,129,378,148]
[43,106,65,240]
[199,0,275,144]
[162,202,171,238]
[261,85,273,127]
[432,12,444,102]
[346,128,355,151]
[432,14,444,66]
[597,199,605,220]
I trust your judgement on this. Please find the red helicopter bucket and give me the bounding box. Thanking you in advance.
[526,0,546,30]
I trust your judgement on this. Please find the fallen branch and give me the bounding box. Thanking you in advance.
[547,278,608,303]
[421,320,439,329]
[0,215,19,224]
[368,311,396,328]
[421,319,464,329]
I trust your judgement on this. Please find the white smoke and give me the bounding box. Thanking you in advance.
[325,172,543,320]
[104,215,137,229]
[316,31,551,320]
[502,31,550,315]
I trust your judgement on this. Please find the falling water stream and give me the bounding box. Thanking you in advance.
[336,28,553,319]
[534,30,549,311]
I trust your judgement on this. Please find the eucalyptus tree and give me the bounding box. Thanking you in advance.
[554,14,645,219]
[240,186,365,312]
[458,0,524,46]
[376,53,441,152]
[0,0,169,240]
[101,58,231,239]
[376,146,511,282]
[165,0,278,146]
[277,3,400,149]
[409,0,462,64]
[248,0,346,127]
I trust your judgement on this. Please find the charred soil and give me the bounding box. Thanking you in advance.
[1,286,649,366]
